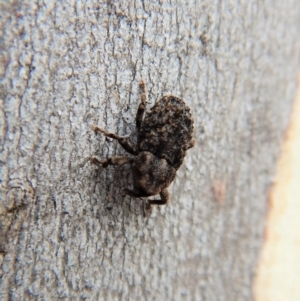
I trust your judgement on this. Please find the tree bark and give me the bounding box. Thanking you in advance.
[0,0,299,300]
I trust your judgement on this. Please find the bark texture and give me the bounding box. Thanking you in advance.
[0,0,299,300]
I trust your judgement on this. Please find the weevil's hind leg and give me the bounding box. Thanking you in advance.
[136,80,147,131]
[147,188,170,207]
[92,125,136,155]
[90,155,133,168]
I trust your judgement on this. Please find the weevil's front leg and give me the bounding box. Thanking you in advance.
[122,188,149,198]
[136,80,147,131]
[90,156,133,168]
[122,188,153,217]
[123,188,170,209]
[147,188,169,206]
[123,188,169,205]
[92,125,136,155]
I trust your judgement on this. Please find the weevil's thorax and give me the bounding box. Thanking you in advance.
[132,151,176,197]
[137,96,194,169]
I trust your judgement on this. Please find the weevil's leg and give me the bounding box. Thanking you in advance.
[123,188,170,206]
[122,189,153,217]
[92,125,136,155]
[148,188,169,206]
[90,156,104,167]
[136,80,147,131]
[90,156,133,168]
[122,188,148,198]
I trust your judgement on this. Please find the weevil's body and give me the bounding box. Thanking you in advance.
[91,81,194,209]
[138,96,194,168]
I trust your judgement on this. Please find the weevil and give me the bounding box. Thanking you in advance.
[91,81,194,209]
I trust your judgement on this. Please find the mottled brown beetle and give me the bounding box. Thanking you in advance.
[91,81,194,209]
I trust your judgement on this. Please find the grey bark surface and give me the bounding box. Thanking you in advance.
[0,0,299,300]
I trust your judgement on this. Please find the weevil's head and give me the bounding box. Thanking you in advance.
[131,151,176,197]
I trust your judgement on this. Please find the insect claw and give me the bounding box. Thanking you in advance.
[93,125,110,136]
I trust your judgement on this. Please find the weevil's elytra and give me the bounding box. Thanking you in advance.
[138,95,194,169]
[91,80,194,210]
